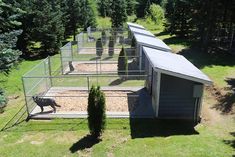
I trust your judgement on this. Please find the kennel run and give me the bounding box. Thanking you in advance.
[22,56,153,119]
[22,22,212,121]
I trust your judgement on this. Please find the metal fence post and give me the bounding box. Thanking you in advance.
[22,77,30,117]
[48,56,53,87]
[43,58,49,90]
[87,76,90,91]
[60,49,64,75]
[100,58,102,74]
[70,41,74,61]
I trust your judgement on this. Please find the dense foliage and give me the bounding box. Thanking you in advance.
[0,0,22,73]
[62,0,81,40]
[110,0,128,28]
[87,85,106,138]
[15,0,97,57]
[146,4,165,25]
[126,0,136,15]
[79,0,97,30]
[118,47,128,76]
[97,0,110,17]
[136,0,151,18]
[164,0,235,51]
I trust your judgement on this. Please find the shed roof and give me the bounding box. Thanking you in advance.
[129,26,155,37]
[135,34,171,52]
[127,22,145,29]
[143,47,212,85]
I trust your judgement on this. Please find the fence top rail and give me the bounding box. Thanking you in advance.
[60,42,72,49]
[59,55,142,59]
[22,74,149,78]
[26,95,140,98]
[22,57,49,77]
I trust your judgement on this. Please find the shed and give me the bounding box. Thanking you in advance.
[127,22,145,30]
[143,47,212,121]
[129,26,155,38]
[134,34,171,69]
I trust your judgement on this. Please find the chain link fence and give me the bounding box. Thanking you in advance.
[22,27,151,118]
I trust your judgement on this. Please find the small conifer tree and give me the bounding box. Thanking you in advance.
[101,30,107,45]
[96,38,103,56]
[118,47,128,77]
[87,85,106,138]
[108,36,115,56]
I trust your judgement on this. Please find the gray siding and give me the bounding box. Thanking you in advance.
[158,74,199,119]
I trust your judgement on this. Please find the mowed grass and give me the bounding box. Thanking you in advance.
[0,16,234,157]
[0,116,234,157]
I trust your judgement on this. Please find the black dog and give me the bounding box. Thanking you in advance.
[32,96,61,113]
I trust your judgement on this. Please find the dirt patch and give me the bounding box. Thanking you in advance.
[73,63,117,73]
[54,90,139,112]
[31,141,44,145]
[206,85,235,114]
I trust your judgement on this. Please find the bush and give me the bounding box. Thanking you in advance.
[96,38,103,56]
[118,47,128,77]
[146,4,165,25]
[101,30,107,45]
[0,89,8,113]
[87,85,106,138]
[108,36,115,56]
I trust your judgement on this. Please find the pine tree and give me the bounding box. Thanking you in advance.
[31,0,64,54]
[96,38,103,56]
[79,0,97,30]
[126,0,136,16]
[15,0,35,57]
[87,85,106,138]
[97,0,110,17]
[108,36,115,56]
[136,0,151,18]
[0,0,22,72]
[110,0,127,28]
[118,47,128,77]
[63,0,81,40]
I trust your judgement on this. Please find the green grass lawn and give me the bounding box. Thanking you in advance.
[0,17,234,157]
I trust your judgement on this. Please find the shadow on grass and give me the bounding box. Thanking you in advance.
[178,46,235,69]
[212,78,235,114]
[163,36,192,47]
[109,75,145,86]
[155,31,170,37]
[109,78,125,86]
[90,56,100,61]
[223,132,235,156]
[102,56,113,60]
[130,118,198,138]
[22,52,58,61]
[69,134,101,153]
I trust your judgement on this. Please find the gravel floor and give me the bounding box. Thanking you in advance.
[74,63,117,73]
[54,90,139,112]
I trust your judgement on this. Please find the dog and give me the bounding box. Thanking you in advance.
[32,96,61,113]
